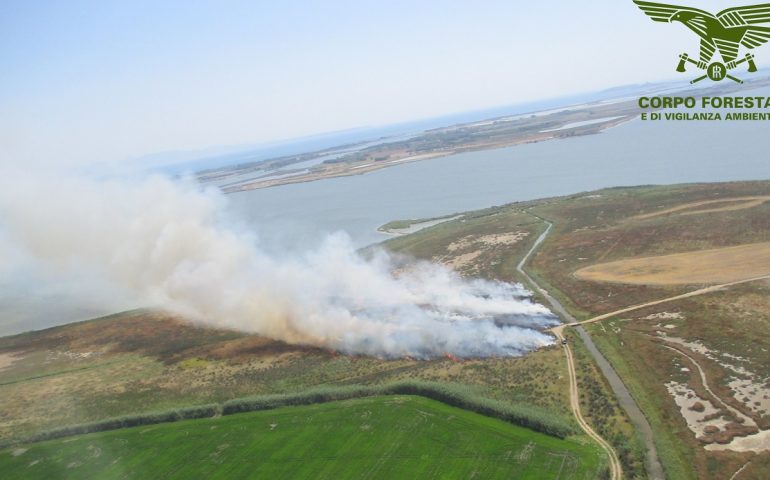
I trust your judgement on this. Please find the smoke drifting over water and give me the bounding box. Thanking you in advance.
[0,171,558,358]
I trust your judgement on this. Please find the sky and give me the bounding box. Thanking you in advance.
[0,1,758,169]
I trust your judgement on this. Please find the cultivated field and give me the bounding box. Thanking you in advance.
[383,206,645,478]
[575,242,770,286]
[0,396,603,480]
[528,180,770,479]
[0,200,617,478]
[0,310,574,444]
[4,180,769,479]
[387,179,770,479]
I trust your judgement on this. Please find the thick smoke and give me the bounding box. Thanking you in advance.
[0,170,559,358]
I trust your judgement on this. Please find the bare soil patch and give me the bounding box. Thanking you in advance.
[575,242,770,286]
[706,429,770,453]
[665,380,731,439]
[438,232,529,272]
[0,352,23,372]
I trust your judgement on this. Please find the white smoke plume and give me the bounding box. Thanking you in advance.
[0,170,558,358]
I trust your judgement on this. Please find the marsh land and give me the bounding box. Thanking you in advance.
[5,181,770,478]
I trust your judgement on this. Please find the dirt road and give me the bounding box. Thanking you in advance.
[553,327,623,480]
[568,274,770,328]
[517,220,625,480]
[519,210,770,480]
[518,215,665,480]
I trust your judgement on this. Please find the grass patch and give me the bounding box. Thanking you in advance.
[0,396,604,480]
[5,381,575,448]
[584,323,697,480]
[377,213,460,232]
[566,329,646,479]
[0,312,573,443]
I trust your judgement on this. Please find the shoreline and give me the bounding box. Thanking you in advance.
[222,115,635,194]
[377,214,465,236]
[201,76,770,195]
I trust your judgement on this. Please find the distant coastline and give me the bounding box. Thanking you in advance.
[201,76,770,194]
[218,111,636,193]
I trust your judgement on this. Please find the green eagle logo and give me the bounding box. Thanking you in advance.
[634,1,770,83]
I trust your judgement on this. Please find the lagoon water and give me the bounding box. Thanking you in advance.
[228,95,770,249]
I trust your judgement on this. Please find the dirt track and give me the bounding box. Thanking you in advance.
[554,328,623,480]
[519,197,770,479]
[569,274,770,328]
[517,219,625,480]
[659,344,757,429]
[630,196,770,220]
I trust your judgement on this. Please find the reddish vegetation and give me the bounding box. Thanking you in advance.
[531,182,770,317]
[0,310,325,365]
[530,182,770,478]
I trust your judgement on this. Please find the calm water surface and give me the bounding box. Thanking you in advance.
[228,97,770,248]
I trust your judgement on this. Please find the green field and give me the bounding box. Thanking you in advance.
[6,181,768,479]
[0,396,603,480]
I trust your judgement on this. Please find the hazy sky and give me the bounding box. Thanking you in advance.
[0,1,754,169]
